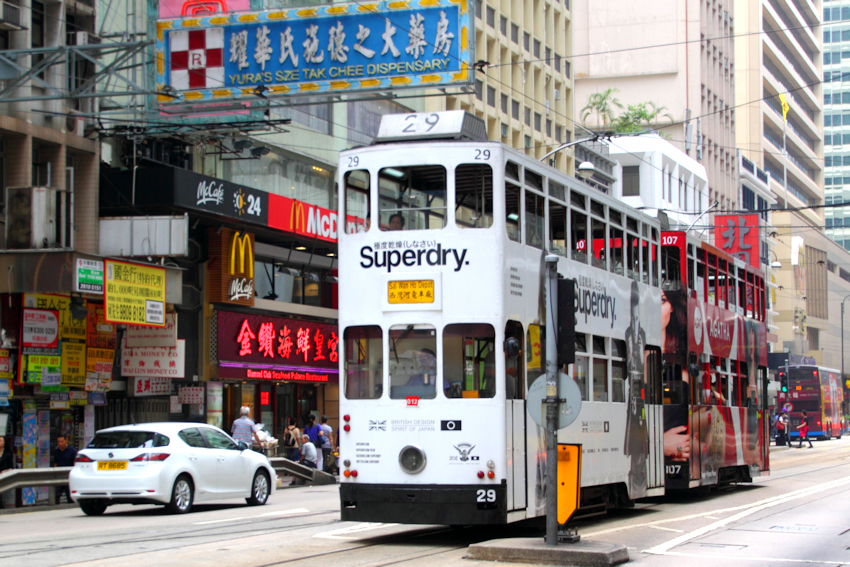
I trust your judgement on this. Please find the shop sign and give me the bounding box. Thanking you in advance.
[41,370,62,387]
[0,349,9,374]
[120,339,186,378]
[61,343,86,386]
[21,309,60,354]
[0,380,8,407]
[170,395,182,413]
[86,304,117,349]
[49,393,70,409]
[126,313,178,348]
[26,355,61,384]
[207,228,255,306]
[714,214,760,269]
[268,195,339,243]
[86,348,115,391]
[69,391,88,406]
[75,258,104,294]
[173,170,269,226]
[24,294,87,344]
[129,376,172,397]
[88,392,107,405]
[179,387,203,405]
[103,260,167,327]
[216,311,338,370]
[244,369,330,383]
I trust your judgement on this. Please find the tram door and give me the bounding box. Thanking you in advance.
[506,323,526,511]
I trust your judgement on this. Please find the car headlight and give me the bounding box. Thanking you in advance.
[398,445,426,474]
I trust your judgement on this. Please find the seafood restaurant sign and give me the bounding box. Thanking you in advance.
[154,0,473,104]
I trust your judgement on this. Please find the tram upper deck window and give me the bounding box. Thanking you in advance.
[526,190,545,249]
[378,165,447,231]
[442,324,496,399]
[591,217,606,270]
[571,334,588,401]
[506,181,521,242]
[455,164,494,229]
[571,208,588,263]
[717,258,727,308]
[626,233,640,283]
[549,180,566,201]
[549,200,567,256]
[609,224,624,276]
[641,236,651,285]
[344,170,370,234]
[343,326,383,400]
[388,325,437,400]
[661,242,681,285]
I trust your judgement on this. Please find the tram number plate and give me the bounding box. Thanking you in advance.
[388,280,434,304]
[476,489,498,510]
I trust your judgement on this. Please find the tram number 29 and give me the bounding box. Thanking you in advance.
[476,489,498,510]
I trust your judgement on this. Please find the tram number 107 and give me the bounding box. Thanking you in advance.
[476,489,497,509]
[665,464,682,476]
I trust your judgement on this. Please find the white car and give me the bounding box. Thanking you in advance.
[70,422,276,516]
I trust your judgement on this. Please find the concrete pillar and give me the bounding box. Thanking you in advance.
[72,148,99,254]
[5,133,32,188]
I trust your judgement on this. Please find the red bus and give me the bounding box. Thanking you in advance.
[781,365,844,440]
[660,231,769,489]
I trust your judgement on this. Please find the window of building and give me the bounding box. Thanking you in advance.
[501,93,508,114]
[524,107,531,126]
[487,85,496,107]
[475,80,483,100]
[622,165,640,196]
[500,15,507,35]
[486,6,495,27]
[533,39,541,58]
[524,32,530,51]
[534,112,541,132]
[511,23,519,43]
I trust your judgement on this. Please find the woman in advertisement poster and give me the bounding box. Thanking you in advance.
[743,319,761,454]
[624,281,648,493]
[661,284,690,461]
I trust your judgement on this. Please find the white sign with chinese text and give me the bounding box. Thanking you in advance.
[120,339,186,378]
[129,376,172,397]
[179,387,204,405]
[126,313,178,348]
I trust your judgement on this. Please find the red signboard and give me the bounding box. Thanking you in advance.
[714,214,760,269]
[21,309,60,354]
[268,194,339,243]
[216,311,338,383]
[689,298,768,367]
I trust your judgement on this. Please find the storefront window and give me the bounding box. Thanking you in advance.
[388,324,437,399]
[344,326,383,400]
[442,323,496,399]
[254,261,330,307]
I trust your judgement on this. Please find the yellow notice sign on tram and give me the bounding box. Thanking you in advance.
[104,260,166,327]
[388,280,435,304]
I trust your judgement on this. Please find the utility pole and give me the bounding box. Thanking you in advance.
[544,254,559,546]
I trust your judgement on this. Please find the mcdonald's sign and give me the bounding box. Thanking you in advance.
[268,194,338,243]
[209,227,255,306]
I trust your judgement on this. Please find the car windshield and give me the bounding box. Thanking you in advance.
[87,431,170,449]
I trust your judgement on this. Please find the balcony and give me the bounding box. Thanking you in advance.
[0,1,24,31]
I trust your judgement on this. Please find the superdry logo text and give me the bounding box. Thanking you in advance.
[574,277,617,329]
[360,244,469,273]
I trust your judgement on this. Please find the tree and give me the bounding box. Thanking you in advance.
[580,88,624,127]
[612,101,674,133]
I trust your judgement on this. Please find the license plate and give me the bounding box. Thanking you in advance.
[97,461,127,471]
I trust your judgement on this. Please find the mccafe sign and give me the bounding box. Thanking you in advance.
[208,227,255,306]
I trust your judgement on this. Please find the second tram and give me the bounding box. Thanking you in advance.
[781,365,844,440]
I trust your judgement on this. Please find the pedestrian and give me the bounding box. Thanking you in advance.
[53,435,77,504]
[778,410,790,446]
[797,410,814,448]
[775,410,787,446]
[319,415,334,473]
[283,417,301,461]
[231,406,261,448]
[299,434,318,469]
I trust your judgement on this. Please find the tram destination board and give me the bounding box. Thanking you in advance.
[388,280,435,304]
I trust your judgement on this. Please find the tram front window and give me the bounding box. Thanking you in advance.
[379,165,447,231]
[455,164,494,229]
[389,325,437,399]
[442,324,496,399]
[344,326,383,400]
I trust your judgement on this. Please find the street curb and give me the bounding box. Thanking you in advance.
[0,503,78,516]
[466,537,629,566]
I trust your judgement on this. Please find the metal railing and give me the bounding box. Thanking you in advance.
[268,458,336,486]
[0,467,72,506]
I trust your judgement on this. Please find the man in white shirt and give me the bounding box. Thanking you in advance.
[299,434,318,469]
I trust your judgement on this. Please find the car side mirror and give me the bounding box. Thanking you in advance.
[237,441,249,451]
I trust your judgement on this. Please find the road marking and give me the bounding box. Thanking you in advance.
[314,522,399,540]
[648,525,684,533]
[259,508,309,517]
[195,517,246,525]
[644,475,850,556]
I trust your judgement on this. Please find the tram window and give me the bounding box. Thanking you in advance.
[610,210,622,226]
[737,362,748,408]
[612,339,626,403]
[593,357,609,402]
[455,164,494,229]
[626,234,640,282]
[526,190,545,249]
[641,239,650,285]
[626,216,638,233]
[525,169,544,191]
[717,259,727,308]
[661,244,680,286]
[344,170,370,234]
[591,217,606,270]
[549,201,567,256]
[687,256,695,296]
[570,190,585,210]
[506,182,521,242]
[590,199,605,219]
[506,321,525,400]
[695,257,706,302]
[343,326,383,400]
[442,323,496,399]
[572,355,589,401]
[549,180,566,201]
[609,225,624,276]
[571,209,588,263]
[650,242,658,287]
[645,347,662,404]
[378,165,447,231]
[738,269,746,311]
[505,160,520,181]
[707,268,717,306]
[388,325,437,400]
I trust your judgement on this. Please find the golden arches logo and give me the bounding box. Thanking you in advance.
[290,200,307,233]
[229,231,254,277]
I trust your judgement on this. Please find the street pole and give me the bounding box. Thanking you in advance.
[783,116,788,209]
[544,254,559,546]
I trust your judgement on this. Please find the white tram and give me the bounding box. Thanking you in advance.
[337,111,665,525]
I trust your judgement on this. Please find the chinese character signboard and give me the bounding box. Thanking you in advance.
[714,214,760,269]
[179,386,204,404]
[216,310,338,383]
[104,260,167,327]
[207,227,255,306]
[75,258,104,294]
[21,309,60,355]
[128,376,172,397]
[120,338,186,378]
[24,294,87,344]
[127,313,178,348]
[87,303,117,349]
[154,0,472,104]
[267,194,341,243]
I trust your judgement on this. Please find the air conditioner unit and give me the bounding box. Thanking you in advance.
[5,187,73,250]
[554,89,560,100]
[65,109,84,136]
[74,31,101,45]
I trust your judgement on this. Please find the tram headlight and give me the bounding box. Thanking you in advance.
[487,460,495,469]
[398,445,427,474]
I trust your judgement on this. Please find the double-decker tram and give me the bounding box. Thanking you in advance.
[336,111,666,525]
[781,365,844,440]
[659,232,770,489]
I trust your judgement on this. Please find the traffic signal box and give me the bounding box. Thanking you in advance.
[778,370,788,396]
[557,444,581,525]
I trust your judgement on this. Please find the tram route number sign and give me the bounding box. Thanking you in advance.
[388,280,434,304]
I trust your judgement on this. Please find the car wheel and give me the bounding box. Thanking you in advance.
[246,470,270,506]
[79,500,108,516]
[167,475,194,514]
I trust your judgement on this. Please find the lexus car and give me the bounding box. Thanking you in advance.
[70,422,276,515]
